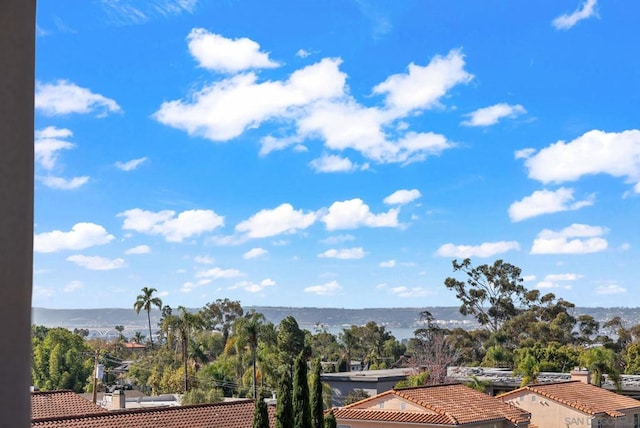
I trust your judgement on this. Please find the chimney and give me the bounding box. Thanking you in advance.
[570,368,591,384]
[110,389,126,410]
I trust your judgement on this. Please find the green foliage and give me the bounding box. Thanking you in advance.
[324,410,337,428]
[513,349,540,386]
[201,298,243,348]
[310,359,324,428]
[276,370,293,428]
[625,343,640,374]
[277,316,307,371]
[465,375,491,392]
[32,327,93,392]
[395,370,429,388]
[342,389,370,405]
[253,398,269,428]
[444,258,535,332]
[181,387,222,405]
[134,286,163,349]
[197,355,238,396]
[293,352,311,428]
[580,346,620,388]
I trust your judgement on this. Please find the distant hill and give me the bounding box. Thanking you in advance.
[32,306,640,340]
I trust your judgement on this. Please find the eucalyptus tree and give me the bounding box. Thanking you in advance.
[201,298,243,348]
[134,286,163,349]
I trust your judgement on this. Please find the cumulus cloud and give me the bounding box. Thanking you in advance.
[304,280,342,296]
[320,234,356,244]
[243,247,268,259]
[35,80,121,116]
[380,259,396,268]
[187,29,279,73]
[236,203,317,238]
[523,129,640,193]
[67,255,126,270]
[195,267,244,279]
[154,58,347,141]
[530,223,608,255]
[384,189,421,205]
[461,103,526,127]
[436,241,521,258]
[125,245,151,255]
[322,198,399,230]
[232,278,276,293]
[39,176,90,190]
[296,49,311,58]
[372,49,473,115]
[389,286,429,298]
[535,273,582,290]
[34,223,114,253]
[318,247,366,259]
[309,154,359,173]
[508,187,594,222]
[515,148,536,159]
[119,208,224,242]
[595,283,626,295]
[115,157,148,171]
[552,0,598,30]
[34,126,75,170]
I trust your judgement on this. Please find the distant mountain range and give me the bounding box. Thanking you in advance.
[32,306,640,341]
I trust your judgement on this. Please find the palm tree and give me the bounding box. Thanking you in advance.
[133,287,163,350]
[168,306,204,392]
[234,311,266,398]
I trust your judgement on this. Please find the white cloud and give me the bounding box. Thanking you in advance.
[195,267,244,279]
[515,148,536,159]
[436,241,521,258]
[100,0,197,25]
[309,154,359,173]
[119,208,224,242]
[322,198,399,230]
[389,286,429,298]
[523,129,640,193]
[372,49,473,115]
[233,278,276,293]
[304,280,342,296]
[522,275,537,282]
[380,259,396,268]
[259,135,304,156]
[194,255,214,264]
[39,176,89,190]
[530,223,608,255]
[552,0,598,30]
[535,273,582,290]
[595,284,626,295]
[154,58,346,141]
[545,273,583,281]
[384,189,421,205]
[63,281,84,293]
[35,80,121,116]
[33,286,55,298]
[320,234,355,244]
[125,245,151,255]
[187,29,279,73]
[115,157,148,171]
[296,49,311,58]
[67,255,126,270]
[235,203,317,238]
[34,223,114,253]
[508,187,594,222]
[461,103,526,127]
[243,247,268,259]
[34,126,74,170]
[318,247,366,259]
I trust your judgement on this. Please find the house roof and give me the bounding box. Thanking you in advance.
[31,399,274,428]
[31,390,108,420]
[499,380,640,418]
[332,383,530,426]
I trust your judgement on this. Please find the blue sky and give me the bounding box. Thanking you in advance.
[33,0,640,310]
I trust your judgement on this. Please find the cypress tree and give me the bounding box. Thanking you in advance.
[311,358,324,428]
[253,397,269,428]
[293,352,311,428]
[275,370,293,428]
[324,410,337,428]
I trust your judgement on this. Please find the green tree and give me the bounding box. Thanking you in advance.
[342,389,370,405]
[134,286,163,349]
[580,346,620,388]
[32,327,93,392]
[277,316,307,372]
[234,310,269,398]
[324,410,337,428]
[253,397,269,428]
[201,298,243,348]
[163,306,204,391]
[514,349,539,386]
[293,352,311,428]
[444,258,537,332]
[625,343,640,374]
[395,371,429,388]
[311,359,324,428]
[276,369,293,428]
[181,387,222,405]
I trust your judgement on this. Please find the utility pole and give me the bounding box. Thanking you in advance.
[92,349,100,404]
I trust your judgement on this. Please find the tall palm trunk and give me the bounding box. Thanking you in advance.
[147,309,154,349]
[252,346,258,399]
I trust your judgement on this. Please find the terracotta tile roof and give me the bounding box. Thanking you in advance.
[499,380,640,417]
[31,390,108,420]
[31,399,275,428]
[333,383,530,426]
